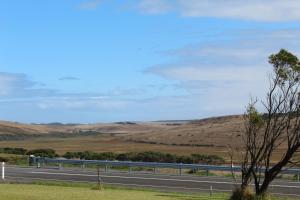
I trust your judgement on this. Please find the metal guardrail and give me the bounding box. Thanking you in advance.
[33,157,300,177]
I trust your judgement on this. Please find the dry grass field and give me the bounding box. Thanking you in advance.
[0,115,289,161]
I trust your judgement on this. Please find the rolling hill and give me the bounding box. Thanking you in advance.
[0,115,244,146]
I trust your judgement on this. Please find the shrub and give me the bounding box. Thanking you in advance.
[191,154,225,165]
[61,151,225,165]
[0,157,8,162]
[230,187,255,200]
[0,147,27,155]
[27,149,58,158]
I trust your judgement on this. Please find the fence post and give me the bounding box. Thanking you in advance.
[210,185,213,197]
[1,162,5,180]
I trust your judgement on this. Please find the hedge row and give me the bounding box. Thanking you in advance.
[0,147,58,158]
[0,147,225,164]
[0,147,27,155]
[63,151,225,165]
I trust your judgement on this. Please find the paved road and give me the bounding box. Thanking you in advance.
[2,166,300,197]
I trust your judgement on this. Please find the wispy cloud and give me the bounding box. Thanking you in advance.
[145,28,300,114]
[147,64,267,82]
[0,72,57,98]
[78,0,102,10]
[136,0,300,22]
[137,0,173,14]
[58,76,80,81]
[0,72,156,115]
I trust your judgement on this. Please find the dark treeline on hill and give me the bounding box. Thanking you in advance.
[0,147,225,165]
[0,147,58,158]
[0,147,27,155]
[63,151,225,165]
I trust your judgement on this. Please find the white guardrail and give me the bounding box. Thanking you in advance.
[32,157,300,177]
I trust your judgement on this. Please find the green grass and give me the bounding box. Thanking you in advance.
[0,183,228,200]
[0,182,298,200]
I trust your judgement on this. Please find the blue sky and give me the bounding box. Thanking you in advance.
[1,0,300,123]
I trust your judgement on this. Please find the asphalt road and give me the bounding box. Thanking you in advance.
[2,165,300,197]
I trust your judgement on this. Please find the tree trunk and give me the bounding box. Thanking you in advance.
[257,175,273,196]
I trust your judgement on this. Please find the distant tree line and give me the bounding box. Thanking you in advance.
[0,147,224,165]
[63,151,225,165]
[0,147,58,158]
[0,147,27,155]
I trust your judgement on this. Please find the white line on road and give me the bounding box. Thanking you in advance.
[7,166,300,185]
[31,171,236,185]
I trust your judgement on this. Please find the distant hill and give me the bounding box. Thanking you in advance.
[0,115,244,147]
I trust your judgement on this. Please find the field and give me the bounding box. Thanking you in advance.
[0,115,290,161]
[0,183,228,200]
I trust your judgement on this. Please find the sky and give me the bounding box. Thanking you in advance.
[1,0,300,123]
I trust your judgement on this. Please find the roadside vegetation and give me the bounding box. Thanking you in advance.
[0,147,225,165]
[63,151,225,164]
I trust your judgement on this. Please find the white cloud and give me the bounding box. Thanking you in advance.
[0,72,54,97]
[78,0,102,10]
[0,72,143,117]
[36,97,128,110]
[148,65,268,82]
[137,0,173,14]
[136,0,300,22]
[145,28,300,116]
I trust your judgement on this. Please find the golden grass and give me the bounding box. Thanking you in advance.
[0,136,229,157]
[0,115,292,162]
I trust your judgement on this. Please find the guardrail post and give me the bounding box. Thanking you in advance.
[58,162,62,170]
[37,157,41,168]
[210,185,213,197]
[105,164,108,172]
[297,173,300,182]
[153,167,156,174]
[29,155,36,166]
[1,162,5,180]
[206,169,209,176]
[179,163,182,176]
[129,165,132,173]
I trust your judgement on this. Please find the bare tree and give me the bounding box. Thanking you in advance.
[237,49,300,197]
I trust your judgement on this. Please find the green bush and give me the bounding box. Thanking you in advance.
[27,149,58,158]
[0,147,27,155]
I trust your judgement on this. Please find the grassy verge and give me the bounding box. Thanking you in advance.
[0,182,298,200]
[0,182,228,200]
